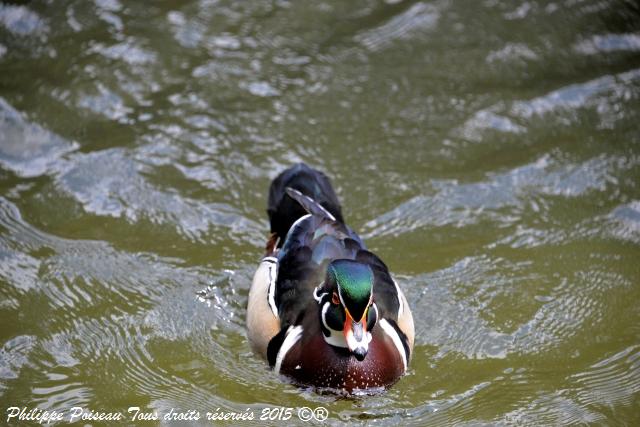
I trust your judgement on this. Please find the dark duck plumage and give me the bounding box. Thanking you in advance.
[247,164,414,393]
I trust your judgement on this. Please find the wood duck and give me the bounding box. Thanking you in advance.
[247,164,414,393]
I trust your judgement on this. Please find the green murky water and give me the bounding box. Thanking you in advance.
[1,0,640,425]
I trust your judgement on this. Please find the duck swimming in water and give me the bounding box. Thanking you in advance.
[247,164,414,393]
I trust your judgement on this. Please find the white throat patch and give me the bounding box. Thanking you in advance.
[321,302,348,348]
[320,301,372,349]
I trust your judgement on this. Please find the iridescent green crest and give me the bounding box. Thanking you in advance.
[328,260,373,320]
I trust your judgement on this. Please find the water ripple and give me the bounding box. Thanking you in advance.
[458,67,640,141]
[355,2,440,51]
[0,335,36,384]
[405,256,515,359]
[56,148,258,242]
[607,201,640,244]
[364,153,634,238]
[0,4,47,36]
[574,33,640,55]
[572,345,640,407]
[0,98,78,178]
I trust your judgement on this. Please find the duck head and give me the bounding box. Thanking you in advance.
[315,259,378,361]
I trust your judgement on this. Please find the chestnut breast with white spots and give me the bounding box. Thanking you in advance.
[278,324,405,392]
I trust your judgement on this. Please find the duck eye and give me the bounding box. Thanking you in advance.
[331,292,340,305]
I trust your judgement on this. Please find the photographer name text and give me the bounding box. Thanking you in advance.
[5,405,329,424]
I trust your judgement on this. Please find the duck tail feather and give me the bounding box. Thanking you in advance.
[285,187,336,222]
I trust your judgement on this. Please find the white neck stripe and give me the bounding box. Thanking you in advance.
[313,284,327,303]
[274,326,303,374]
[379,319,407,372]
[266,260,278,317]
[392,278,404,316]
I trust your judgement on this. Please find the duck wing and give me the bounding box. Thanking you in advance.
[274,187,365,326]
